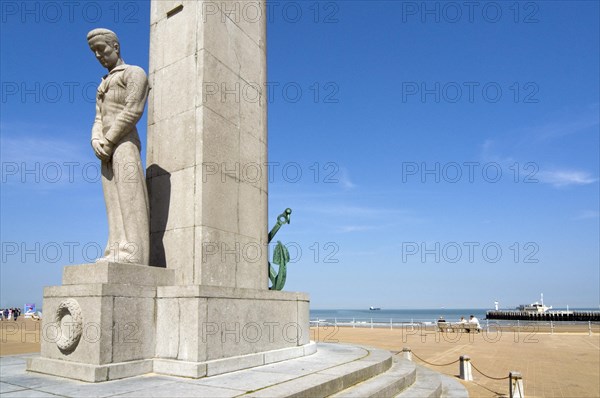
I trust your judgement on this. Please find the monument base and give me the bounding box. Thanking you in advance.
[26,357,154,382]
[27,343,317,382]
[26,262,311,382]
[153,342,316,379]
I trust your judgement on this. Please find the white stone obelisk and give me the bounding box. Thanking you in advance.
[147,0,310,378]
[147,0,268,289]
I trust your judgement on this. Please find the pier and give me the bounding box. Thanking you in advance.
[486,310,600,322]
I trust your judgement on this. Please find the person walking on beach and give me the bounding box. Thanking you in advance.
[13,308,19,322]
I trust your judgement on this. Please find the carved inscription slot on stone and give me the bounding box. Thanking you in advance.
[166,4,183,18]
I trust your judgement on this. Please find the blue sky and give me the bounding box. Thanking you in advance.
[1,1,598,310]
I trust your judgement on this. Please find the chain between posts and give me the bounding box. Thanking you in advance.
[398,350,511,380]
[397,351,460,367]
[470,362,510,380]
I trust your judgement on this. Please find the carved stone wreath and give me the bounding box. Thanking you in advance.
[55,298,83,353]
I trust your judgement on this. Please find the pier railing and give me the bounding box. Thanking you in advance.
[486,310,600,322]
[309,317,600,334]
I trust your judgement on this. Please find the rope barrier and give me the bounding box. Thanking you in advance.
[400,351,460,367]
[400,350,511,380]
[470,362,510,380]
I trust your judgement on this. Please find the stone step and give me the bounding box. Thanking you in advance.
[440,374,469,398]
[329,357,417,398]
[7,344,469,398]
[395,365,443,398]
[245,345,393,397]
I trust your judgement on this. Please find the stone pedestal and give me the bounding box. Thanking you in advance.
[27,262,173,381]
[27,262,310,382]
[154,287,310,378]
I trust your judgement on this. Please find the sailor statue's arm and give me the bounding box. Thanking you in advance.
[104,66,149,145]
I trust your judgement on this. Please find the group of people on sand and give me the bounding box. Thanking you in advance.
[437,314,481,332]
[459,315,481,330]
[0,308,21,321]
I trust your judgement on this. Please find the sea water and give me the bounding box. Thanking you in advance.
[310,308,487,326]
[309,308,598,327]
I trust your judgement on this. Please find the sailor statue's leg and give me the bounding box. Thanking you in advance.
[98,141,149,264]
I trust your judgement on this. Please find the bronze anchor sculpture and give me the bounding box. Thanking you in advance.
[268,208,292,290]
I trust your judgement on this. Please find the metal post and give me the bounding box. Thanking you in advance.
[352,317,355,328]
[335,318,337,327]
[390,318,393,330]
[550,320,553,334]
[509,371,524,398]
[402,347,412,361]
[459,355,473,381]
[589,321,592,336]
[314,320,319,342]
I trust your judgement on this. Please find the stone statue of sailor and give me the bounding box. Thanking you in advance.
[87,28,149,264]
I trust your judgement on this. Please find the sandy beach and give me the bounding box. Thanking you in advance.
[312,325,600,398]
[0,319,41,356]
[1,319,598,397]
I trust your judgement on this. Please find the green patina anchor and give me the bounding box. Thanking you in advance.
[268,208,292,291]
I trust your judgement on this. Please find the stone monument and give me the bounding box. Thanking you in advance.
[27,1,311,382]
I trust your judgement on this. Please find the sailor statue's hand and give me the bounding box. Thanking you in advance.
[101,138,115,159]
[92,139,109,161]
[92,138,114,162]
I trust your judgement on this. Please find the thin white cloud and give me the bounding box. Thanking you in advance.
[479,138,597,190]
[479,139,515,165]
[479,107,599,166]
[538,170,598,187]
[500,104,599,144]
[337,167,356,190]
[1,132,94,191]
[573,210,600,220]
[309,205,409,218]
[1,135,87,164]
[337,225,378,233]
[531,113,599,141]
